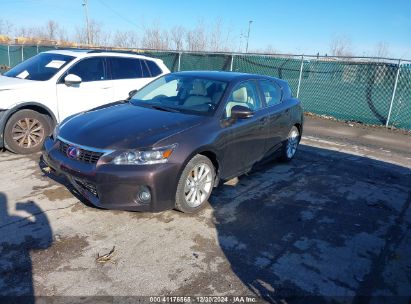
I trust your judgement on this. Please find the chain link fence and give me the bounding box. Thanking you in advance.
[0,44,410,130]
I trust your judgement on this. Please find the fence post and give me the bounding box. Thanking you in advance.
[230,54,234,71]
[177,52,182,72]
[36,43,39,54]
[386,59,401,127]
[21,45,24,62]
[7,45,10,67]
[296,55,304,98]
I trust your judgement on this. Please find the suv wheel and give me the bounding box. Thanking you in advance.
[4,110,50,154]
[175,155,215,213]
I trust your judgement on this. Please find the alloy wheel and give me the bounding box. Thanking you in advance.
[286,127,300,159]
[184,163,213,208]
[11,118,45,149]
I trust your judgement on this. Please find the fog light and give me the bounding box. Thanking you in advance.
[137,186,151,204]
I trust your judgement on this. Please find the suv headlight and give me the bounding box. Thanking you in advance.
[111,144,176,165]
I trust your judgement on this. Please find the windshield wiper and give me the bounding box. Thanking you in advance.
[150,105,181,113]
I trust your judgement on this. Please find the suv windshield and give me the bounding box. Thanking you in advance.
[4,53,75,81]
[130,74,228,115]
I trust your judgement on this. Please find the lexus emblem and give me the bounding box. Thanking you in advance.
[67,146,80,159]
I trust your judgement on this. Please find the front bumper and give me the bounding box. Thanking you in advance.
[43,138,180,212]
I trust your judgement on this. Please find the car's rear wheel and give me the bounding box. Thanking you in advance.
[175,154,215,213]
[4,110,50,154]
[280,125,300,162]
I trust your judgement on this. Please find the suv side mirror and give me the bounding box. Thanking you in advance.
[64,74,82,86]
[231,105,254,119]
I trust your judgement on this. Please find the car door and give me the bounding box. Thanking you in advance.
[56,57,114,120]
[258,79,290,154]
[219,80,270,179]
[108,57,158,101]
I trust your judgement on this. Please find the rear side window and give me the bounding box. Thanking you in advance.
[259,80,282,106]
[67,57,106,82]
[109,57,145,80]
[145,60,162,77]
[141,60,151,78]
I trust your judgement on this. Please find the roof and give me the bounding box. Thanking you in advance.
[172,70,281,82]
[43,49,161,61]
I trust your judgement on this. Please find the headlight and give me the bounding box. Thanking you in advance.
[111,144,176,165]
[52,124,59,140]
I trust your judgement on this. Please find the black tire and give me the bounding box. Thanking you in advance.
[4,109,51,154]
[279,125,301,162]
[175,154,216,213]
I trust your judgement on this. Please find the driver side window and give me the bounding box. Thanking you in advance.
[66,57,106,82]
[225,81,261,118]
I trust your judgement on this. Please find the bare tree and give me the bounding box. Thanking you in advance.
[253,44,279,54]
[45,20,59,41]
[74,26,87,45]
[264,45,279,54]
[330,35,353,57]
[14,26,29,38]
[75,19,109,46]
[112,30,139,48]
[141,25,169,50]
[58,27,69,43]
[0,19,13,36]
[170,26,185,51]
[186,21,207,52]
[208,20,223,51]
[221,24,235,52]
[99,30,112,47]
[206,19,233,52]
[374,41,389,58]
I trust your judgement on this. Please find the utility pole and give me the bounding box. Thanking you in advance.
[82,0,91,45]
[245,20,253,53]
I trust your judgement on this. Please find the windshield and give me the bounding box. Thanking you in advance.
[4,53,75,81]
[130,74,228,115]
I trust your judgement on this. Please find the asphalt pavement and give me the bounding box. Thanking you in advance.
[0,115,410,303]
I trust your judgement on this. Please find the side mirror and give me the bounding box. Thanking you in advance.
[64,74,82,86]
[231,105,254,119]
[128,89,137,99]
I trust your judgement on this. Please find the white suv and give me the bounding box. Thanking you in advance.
[0,50,170,154]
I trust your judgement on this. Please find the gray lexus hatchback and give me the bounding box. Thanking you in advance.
[43,71,303,213]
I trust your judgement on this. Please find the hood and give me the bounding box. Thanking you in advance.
[58,103,206,150]
[0,75,38,91]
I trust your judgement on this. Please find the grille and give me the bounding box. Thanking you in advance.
[59,140,103,164]
[74,179,99,198]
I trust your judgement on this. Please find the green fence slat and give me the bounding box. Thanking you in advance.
[8,45,23,67]
[0,43,409,129]
[139,51,180,72]
[23,45,38,61]
[38,45,57,53]
[233,55,302,93]
[180,53,231,71]
[390,64,411,129]
[299,60,397,126]
[0,45,9,73]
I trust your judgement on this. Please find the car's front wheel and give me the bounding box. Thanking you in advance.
[4,109,50,154]
[280,125,301,162]
[175,154,215,213]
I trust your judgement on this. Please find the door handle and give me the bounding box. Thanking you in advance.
[100,86,112,89]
